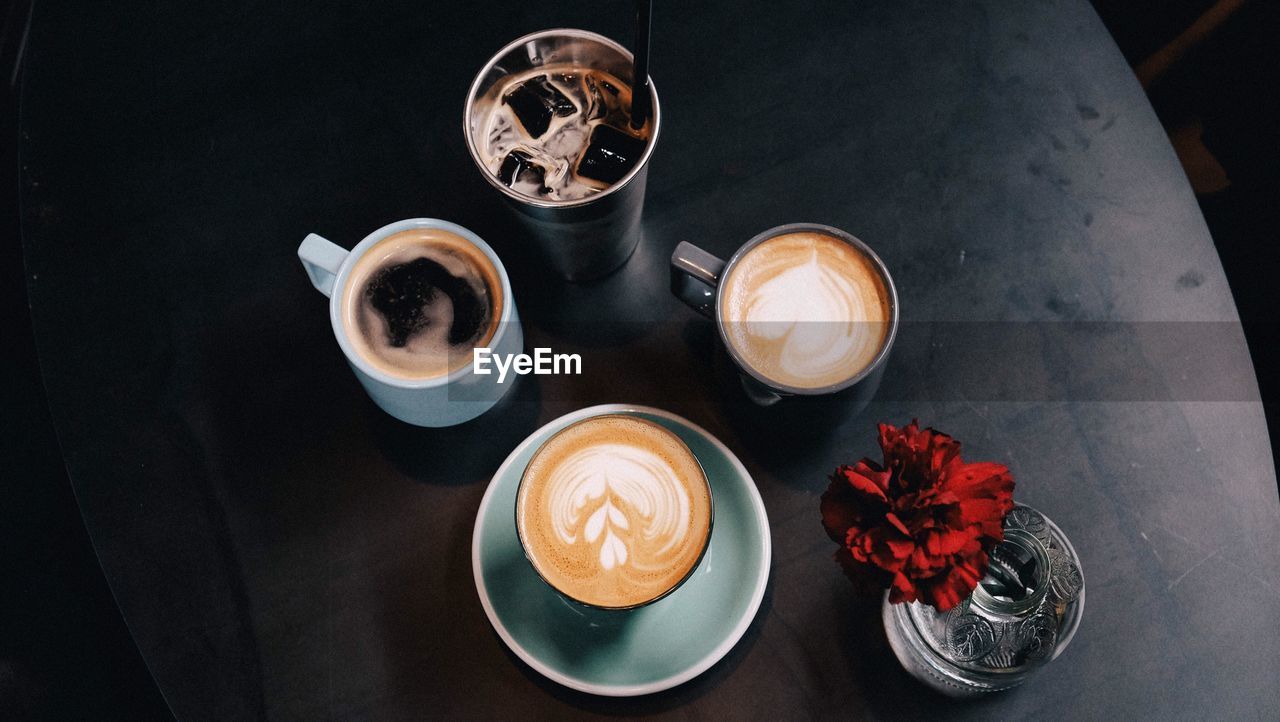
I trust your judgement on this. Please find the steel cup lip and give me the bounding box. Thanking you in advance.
[713,222,901,397]
[462,28,662,210]
[513,412,715,611]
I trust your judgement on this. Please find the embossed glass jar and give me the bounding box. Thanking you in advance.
[882,504,1084,696]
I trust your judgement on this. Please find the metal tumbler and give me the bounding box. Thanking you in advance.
[464,29,661,282]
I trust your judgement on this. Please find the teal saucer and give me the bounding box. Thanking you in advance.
[471,404,771,696]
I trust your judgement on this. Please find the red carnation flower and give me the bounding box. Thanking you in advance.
[820,420,1015,611]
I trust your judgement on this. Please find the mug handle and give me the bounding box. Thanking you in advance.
[670,241,726,318]
[298,233,348,298]
[671,241,784,407]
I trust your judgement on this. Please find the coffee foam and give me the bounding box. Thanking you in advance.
[517,416,712,608]
[720,231,890,389]
[342,228,503,380]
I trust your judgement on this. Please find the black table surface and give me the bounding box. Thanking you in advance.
[19,0,1280,718]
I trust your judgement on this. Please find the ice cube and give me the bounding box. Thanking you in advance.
[497,149,547,190]
[580,76,606,121]
[580,74,627,123]
[575,124,647,186]
[541,119,589,160]
[501,75,577,139]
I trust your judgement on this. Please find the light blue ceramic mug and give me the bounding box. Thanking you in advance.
[297,218,523,427]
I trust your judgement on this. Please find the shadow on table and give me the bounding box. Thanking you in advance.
[371,485,771,716]
[511,227,664,351]
[834,592,1014,717]
[367,372,544,486]
[680,320,883,481]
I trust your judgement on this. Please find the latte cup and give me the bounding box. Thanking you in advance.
[297,218,523,427]
[515,413,714,611]
[670,223,899,408]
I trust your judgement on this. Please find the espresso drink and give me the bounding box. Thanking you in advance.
[517,416,713,608]
[720,231,891,390]
[343,228,503,379]
[476,65,652,202]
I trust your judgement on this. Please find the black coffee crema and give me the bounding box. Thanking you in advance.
[365,256,487,348]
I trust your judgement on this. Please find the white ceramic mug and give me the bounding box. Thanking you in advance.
[297,218,523,427]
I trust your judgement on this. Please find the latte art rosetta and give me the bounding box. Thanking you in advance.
[722,231,890,389]
[517,416,713,608]
[549,444,692,571]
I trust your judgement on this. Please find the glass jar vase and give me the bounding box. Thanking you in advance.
[882,504,1084,696]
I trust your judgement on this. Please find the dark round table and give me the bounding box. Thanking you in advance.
[20,0,1280,718]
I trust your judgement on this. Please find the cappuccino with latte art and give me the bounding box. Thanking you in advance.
[721,231,891,390]
[516,415,713,608]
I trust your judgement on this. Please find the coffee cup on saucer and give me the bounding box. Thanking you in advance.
[515,414,713,610]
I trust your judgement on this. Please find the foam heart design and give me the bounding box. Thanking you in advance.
[739,249,875,382]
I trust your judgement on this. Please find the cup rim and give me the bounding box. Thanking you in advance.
[326,218,515,390]
[713,222,900,396]
[462,27,662,210]
[513,412,716,611]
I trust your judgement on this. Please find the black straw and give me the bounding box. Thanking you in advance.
[629,0,653,131]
